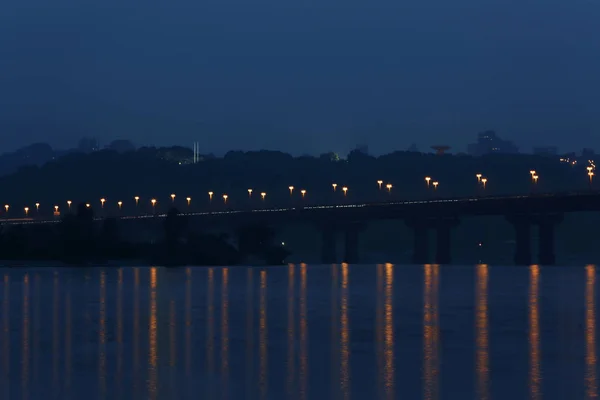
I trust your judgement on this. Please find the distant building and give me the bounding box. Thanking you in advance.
[582,148,596,160]
[354,144,369,155]
[467,130,518,156]
[407,143,419,152]
[78,137,99,153]
[431,145,450,155]
[108,139,135,153]
[533,146,558,156]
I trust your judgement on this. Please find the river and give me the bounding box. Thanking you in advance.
[0,264,597,399]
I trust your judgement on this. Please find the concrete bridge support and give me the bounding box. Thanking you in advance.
[320,227,337,264]
[537,214,563,266]
[507,217,532,266]
[434,220,453,264]
[411,224,429,264]
[406,217,459,264]
[507,213,563,265]
[342,223,365,264]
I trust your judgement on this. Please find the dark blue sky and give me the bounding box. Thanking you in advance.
[1,0,599,155]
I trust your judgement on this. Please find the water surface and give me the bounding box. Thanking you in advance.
[0,264,597,399]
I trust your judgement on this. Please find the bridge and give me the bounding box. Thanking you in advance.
[3,191,600,265]
[175,190,597,265]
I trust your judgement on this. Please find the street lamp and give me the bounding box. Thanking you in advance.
[476,174,482,182]
[171,193,176,203]
[261,192,266,201]
[288,186,294,196]
[386,183,392,193]
[530,170,536,183]
[425,176,431,187]
[67,200,72,210]
[377,180,383,190]
[589,171,594,187]
[533,175,539,184]
[223,194,228,204]
[481,178,487,190]
[4,205,8,213]
[248,189,253,198]
[118,201,123,210]
[86,203,91,208]
[301,189,306,198]
[54,205,59,213]
[186,197,191,206]
[342,186,348,196]
[134,196,140,206]
[151,199,157,212]
[332,183,338,192]
[208,191,214,202]
[100,198,106,208]
[24,207,29,216]
[35,203,39,212]
[433,181,439,190]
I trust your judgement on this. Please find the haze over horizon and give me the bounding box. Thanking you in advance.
[1,0,599,155]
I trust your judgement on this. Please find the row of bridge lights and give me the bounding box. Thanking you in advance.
[11,169,594,217]
[6,177,441,217]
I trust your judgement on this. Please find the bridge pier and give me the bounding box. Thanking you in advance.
[507,213,563,265]
[537,214,563,266]
[320,227,337,264]
[406,217,459,264]
[434,220,452,264]
[411,224,429,264]
[507,217,532,265]
[342,223,365,264]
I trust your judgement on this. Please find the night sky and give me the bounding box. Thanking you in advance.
[1,0,599,155]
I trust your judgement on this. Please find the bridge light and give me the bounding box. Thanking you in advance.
[301,189,306,198]
[248,189,253,197]
[425,176,431,187]
[481,178,488,189]
[386,183,392,193]
[476,173,482,182]
[4,205,8,212]
[151,199,157,209]
[377,180,383,190]
[288,186,294,196]
[208,192,214,201]
[186,197,191,206]
[24,207,29,216]
[587,166,593,172]
[171,193,176,203]
[223,194,228,204]
[100,198,106,208]
[332,183,338,191]
[118,201,123,209]
[134,196,140,206]
[54,205,59,212]
[432,181,439,190]
[35,203,39,211]
[67,200,72,210]
[342,186,348,196]
[261,192,266,200]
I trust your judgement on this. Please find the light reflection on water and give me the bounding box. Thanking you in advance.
[0,264,597,400]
